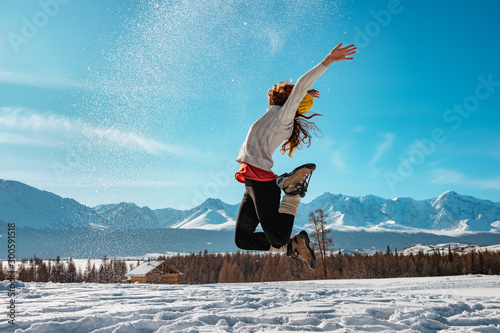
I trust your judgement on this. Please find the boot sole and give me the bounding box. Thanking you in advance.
[282,163,316,189]
[290,163,316,174]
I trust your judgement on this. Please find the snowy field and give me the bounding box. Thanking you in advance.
[1,275,500,332]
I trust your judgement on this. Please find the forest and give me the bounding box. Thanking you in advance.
[2,247,500,284]
[3,210,500,284]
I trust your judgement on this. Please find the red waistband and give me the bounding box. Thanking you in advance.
[235,163,278,183]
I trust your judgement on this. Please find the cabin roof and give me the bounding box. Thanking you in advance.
[126,260,178,277]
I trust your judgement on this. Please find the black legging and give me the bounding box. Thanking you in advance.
[234,178,295,251]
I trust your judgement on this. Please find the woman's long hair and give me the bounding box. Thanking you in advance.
[268,82,323,157]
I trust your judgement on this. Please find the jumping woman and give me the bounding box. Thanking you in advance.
[234,42,356,269]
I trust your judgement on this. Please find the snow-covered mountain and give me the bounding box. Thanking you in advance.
[430,191,500,231]
[1,179,499,233]
[94,202,160,229]
[399,242,500,255]
[154,207,186,228]
[0,180,106,229]
[166,198,239,231]
[94,198,240,231]
[297,191,500,233]
[3,179,499,257]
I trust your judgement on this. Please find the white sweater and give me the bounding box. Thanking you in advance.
[236,62,328,171]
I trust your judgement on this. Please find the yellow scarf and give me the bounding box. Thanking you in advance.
[297,94,314,114]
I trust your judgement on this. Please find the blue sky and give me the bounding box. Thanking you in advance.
[1,0,499,209]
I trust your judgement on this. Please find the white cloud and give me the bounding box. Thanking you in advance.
[35,176,192,189]
[370,133,394,164]
[430,168,500,190]
[352,126,365,134]
[330,149,347,172]
[430,169,467,185]
[0,131,59,146]
[0,72,85,90]
[490,139,500,160]
[0,107,200,156]
[0,171,58,185]
[470,178,500,191]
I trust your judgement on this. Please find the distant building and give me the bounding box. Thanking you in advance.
[124,260,182,284]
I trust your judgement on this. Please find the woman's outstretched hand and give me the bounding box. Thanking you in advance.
[321,42,356,67]
[307,89,320,98]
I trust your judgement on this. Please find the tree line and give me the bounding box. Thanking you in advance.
[0,256,131,283]
[2,210,499,284]
[165,246,500,284]
[3,248,500,284]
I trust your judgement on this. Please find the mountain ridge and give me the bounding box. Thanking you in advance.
[0,179,106,229]
[1,179,499,233]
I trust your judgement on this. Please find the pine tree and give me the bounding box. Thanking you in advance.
[17,263,29,282]
[260,254,277,282]
[276,254,292,281]
[67,258,77,283]
[36,259,49,282]
[51,256,66,282]
[89,264,97,283]
[84,259,92,282]
[470,250,476,274]
[100,256,109,283]
[218,258,231,283]
[407,255,417,277]
[117,259,128,283]
[76,267,84,283]
[228,262,245,283]
[28,258,36,281]
[447,244,454,262]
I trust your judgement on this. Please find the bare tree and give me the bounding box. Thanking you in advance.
[309,208,333,278]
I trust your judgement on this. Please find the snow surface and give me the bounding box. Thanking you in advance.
[2,275,500,332]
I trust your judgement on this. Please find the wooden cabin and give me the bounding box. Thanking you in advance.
[124,260,182,284]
